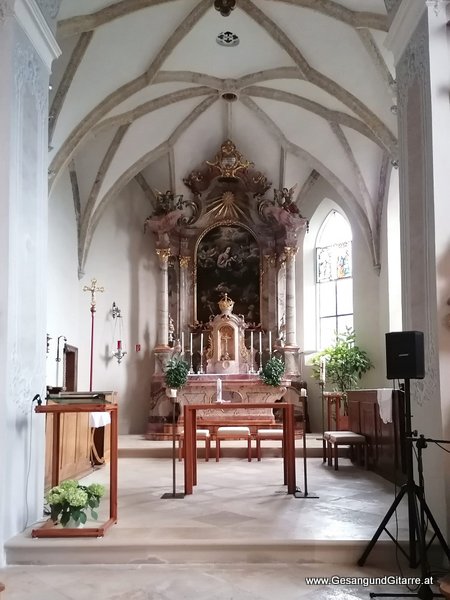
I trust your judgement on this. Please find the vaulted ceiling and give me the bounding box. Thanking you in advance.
[49,0,397,273]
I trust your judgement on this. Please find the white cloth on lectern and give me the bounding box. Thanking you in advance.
[376,388,393,424]
[89,412,111,428]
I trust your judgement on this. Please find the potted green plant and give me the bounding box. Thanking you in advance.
[45,480,105,527]
[260,356,285,387]
[164,356,189,396]
[311,328,373,416]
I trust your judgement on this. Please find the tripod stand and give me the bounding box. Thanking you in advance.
[358,380,450,599]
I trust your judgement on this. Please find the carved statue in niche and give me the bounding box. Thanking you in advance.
[205,294,249,374]
[196,224,260,326]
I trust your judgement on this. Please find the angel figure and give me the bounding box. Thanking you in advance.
[274,184,298,213]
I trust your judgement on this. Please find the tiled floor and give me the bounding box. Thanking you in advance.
[1,436,445,599]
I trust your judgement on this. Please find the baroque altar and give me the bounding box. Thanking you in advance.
[145,140,309,436]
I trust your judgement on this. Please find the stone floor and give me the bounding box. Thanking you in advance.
[1,435,446,599]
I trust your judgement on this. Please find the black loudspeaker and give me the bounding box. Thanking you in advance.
[385,331,425,380]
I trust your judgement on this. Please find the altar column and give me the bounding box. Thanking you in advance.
[179,255,191,335]
[284,246,298,345]
[264,253,277,336]
[156,248,171,347]
[284,246,299,374]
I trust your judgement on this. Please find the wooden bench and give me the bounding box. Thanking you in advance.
[215,426,252,462]
[178,429,211,461]
[255,428,284,461]
[323,430,367,470]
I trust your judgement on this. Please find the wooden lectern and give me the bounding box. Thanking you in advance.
[32,400,118,538]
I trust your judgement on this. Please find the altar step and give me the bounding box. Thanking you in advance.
[5,448,412,567]
[119,434,327,460]
[5,536,400,568]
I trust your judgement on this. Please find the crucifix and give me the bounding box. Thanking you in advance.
[220,330,232,361]
[83,278,104,391]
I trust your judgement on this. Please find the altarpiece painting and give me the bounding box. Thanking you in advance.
[196,225,260,326]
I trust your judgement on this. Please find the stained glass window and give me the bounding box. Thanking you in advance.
[316,211,353,349]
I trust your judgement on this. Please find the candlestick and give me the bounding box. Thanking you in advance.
[199,332,204,374]
[249,331,254,373]
[320,357,326,384]
[189,332,194,374]
[259,331,263,372]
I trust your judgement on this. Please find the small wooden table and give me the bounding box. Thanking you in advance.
[32,402,118,538]
[183,402,296,495]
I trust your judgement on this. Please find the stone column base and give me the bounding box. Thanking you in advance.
[153,347,173,375]
[277,346,300,377]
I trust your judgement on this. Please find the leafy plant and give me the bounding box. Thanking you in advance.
[164,356,189,389]
[45,480,105,527]
[311,328,373,397]
[260,356,285,387]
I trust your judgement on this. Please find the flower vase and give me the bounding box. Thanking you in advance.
[62,518,84,529]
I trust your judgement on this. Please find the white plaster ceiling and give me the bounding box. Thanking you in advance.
[49,0,397,273]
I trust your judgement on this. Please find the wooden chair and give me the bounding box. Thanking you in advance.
[215,426,252,462]
[323,430,368,471]
[255,428,284,461]
[178,429,211,461]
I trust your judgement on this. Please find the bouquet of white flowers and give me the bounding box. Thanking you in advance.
[45,480,105,527]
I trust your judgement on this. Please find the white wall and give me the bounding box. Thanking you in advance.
[0,18,50,565]
[48,176,158,433]
[298,177,391,431]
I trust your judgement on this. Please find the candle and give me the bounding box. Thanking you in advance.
[181,332,184,357]
[259,331,262,355]
[250,331,253,352]
[117,340,122,350]
[268,331,272,356]
[200,332,203,356]
[217,377,222,401]
[320,357,326,384]
[190,332,193,356]
[300,388,307,397]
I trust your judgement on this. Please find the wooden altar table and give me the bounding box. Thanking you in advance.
[183,402,296,495]
[32,402,118,538]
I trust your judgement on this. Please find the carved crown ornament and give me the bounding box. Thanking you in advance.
[183,139,271,197]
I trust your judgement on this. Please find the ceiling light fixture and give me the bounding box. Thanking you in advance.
[214,0,236,17]
[216,31,239,46]
[221,92,238,102]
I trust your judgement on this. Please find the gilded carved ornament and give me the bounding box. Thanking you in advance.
[206,139,252,180]
[179,255,191,269]
[264,254,276,267]
[156,248,171,264]
[284,247,298,261]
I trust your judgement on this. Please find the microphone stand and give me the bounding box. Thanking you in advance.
[359,381,450,599]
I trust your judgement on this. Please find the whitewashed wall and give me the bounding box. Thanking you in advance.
[47,177,158,433]
[0,3,56,565]
[298,177,392,432]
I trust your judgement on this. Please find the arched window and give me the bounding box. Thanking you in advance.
[316,211,353,349]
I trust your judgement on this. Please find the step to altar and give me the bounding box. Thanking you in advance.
[119,433,332,460]
[146,423,305,441]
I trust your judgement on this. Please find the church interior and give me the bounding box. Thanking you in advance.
[1,0,450,598]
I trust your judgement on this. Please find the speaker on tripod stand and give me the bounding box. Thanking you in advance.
[359,331,450,600]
